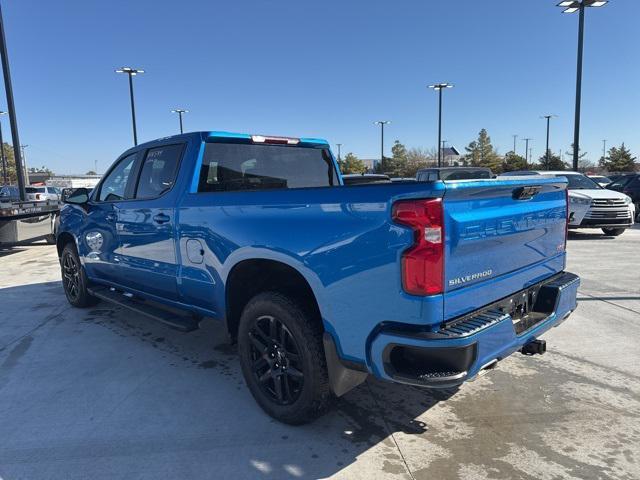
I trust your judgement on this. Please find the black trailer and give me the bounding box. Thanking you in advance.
[0,200,59,247]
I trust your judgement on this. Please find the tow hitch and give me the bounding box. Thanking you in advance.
[521,339,546,356]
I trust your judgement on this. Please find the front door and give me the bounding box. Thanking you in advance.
[81,152,139,284]
[116,144,184,301]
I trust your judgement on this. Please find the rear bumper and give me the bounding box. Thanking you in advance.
[368,271,579,388]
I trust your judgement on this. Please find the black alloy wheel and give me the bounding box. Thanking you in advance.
[62,249,81,302]
[248,315,304,405]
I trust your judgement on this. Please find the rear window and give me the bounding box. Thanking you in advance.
[197,143,337,192]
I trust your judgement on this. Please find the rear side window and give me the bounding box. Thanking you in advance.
[197,143,337,192]
[135,144,183,199]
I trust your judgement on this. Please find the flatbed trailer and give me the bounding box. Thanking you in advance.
[0,200,59,247]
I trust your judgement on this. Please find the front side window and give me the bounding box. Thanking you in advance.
[197,143,337,192]
[97,153,138,201]
[135,144,183,199]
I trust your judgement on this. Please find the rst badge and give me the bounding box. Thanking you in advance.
[449,269,493,287]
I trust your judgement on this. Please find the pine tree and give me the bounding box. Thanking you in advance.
[388,140,408,176]
[465,129,501,172]
[599,143,637,172]
[339,153,367,174]
[502,152,528,172]
[537,151,567,171]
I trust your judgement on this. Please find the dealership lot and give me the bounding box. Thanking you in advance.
[0,227,638,480]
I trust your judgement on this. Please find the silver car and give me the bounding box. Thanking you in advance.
[25,186,61,202]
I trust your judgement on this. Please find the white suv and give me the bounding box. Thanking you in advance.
[500,171,635,237]
[25,186,61,202]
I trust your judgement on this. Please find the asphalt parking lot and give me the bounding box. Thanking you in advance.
[1,226,639,480]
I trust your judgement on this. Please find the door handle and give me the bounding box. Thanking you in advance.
[153,213,171,224]
[105,213,117,222]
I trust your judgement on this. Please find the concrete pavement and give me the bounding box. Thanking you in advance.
[1,226,639,479]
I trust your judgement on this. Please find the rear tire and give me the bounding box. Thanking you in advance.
[601,228,625,237]
[61,243,98,308]
[237,292,330,425]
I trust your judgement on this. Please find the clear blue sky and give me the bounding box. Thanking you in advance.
[3,0,639,174]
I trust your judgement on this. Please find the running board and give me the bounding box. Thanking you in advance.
[88,286,200,332]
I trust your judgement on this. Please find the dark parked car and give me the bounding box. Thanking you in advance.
[607,173,640,219]
[0,185,19,202]
[416,167,493,181]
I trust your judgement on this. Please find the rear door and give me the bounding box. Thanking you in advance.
[442,177,568,319]
[116,143,184,300]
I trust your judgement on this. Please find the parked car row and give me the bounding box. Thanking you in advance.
[341,167,636,238]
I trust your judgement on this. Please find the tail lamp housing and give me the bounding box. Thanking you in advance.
[392,198,444,296]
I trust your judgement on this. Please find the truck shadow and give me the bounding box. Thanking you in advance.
[0,280,458,479]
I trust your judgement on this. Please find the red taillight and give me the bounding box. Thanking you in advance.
[392,198,444,296]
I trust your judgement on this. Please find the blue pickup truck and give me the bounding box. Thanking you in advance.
[56,131,579,424]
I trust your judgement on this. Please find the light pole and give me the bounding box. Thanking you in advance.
[602,139,607,162]
[0,110,6,184]
[541,114,557,168]
[523,138,533,168]
[557,0,609,171]
[20,144,28,184]
[428,83,454,167]
[512,134,518,155]
[115,67,145,145]
[171,108,188,134]
[336,143,342,163]
[374,121,390,172]
[442,140,448,166]
[0,2,25,198]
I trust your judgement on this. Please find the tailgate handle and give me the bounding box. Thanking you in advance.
[512,185,542,200]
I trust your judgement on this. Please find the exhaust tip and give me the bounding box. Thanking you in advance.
[521,339,546,356]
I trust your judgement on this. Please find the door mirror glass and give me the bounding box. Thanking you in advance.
[63,187,89,204]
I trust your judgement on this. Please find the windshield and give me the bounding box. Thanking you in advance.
[555,174,601,190]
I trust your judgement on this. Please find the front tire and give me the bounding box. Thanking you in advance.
[237,292,330,425]
[602,227,626,237]
[61,243,98,308]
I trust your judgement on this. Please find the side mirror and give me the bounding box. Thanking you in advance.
[63,187,90,205]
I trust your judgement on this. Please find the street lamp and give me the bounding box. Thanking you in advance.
[336,143,342,163]
[557,0,609,171]
[512,134,518,155]
[20,144,28,184]
[373,121,391,172]
[115,67,145,145]
[602,139,607,162]
[428,83,454,167]
[522,138,533,168]
[0,2,26,198]
[171,108,188,134]
[0,110,6,184]
[541,114,557,169]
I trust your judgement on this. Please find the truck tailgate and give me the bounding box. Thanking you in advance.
[442,177,568,320]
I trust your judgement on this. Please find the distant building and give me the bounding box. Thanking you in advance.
[442,147,462,166]
[361,159,380,172]
[46,175,101,189]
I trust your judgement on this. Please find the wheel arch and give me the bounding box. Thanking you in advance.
[224,258,324,343]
